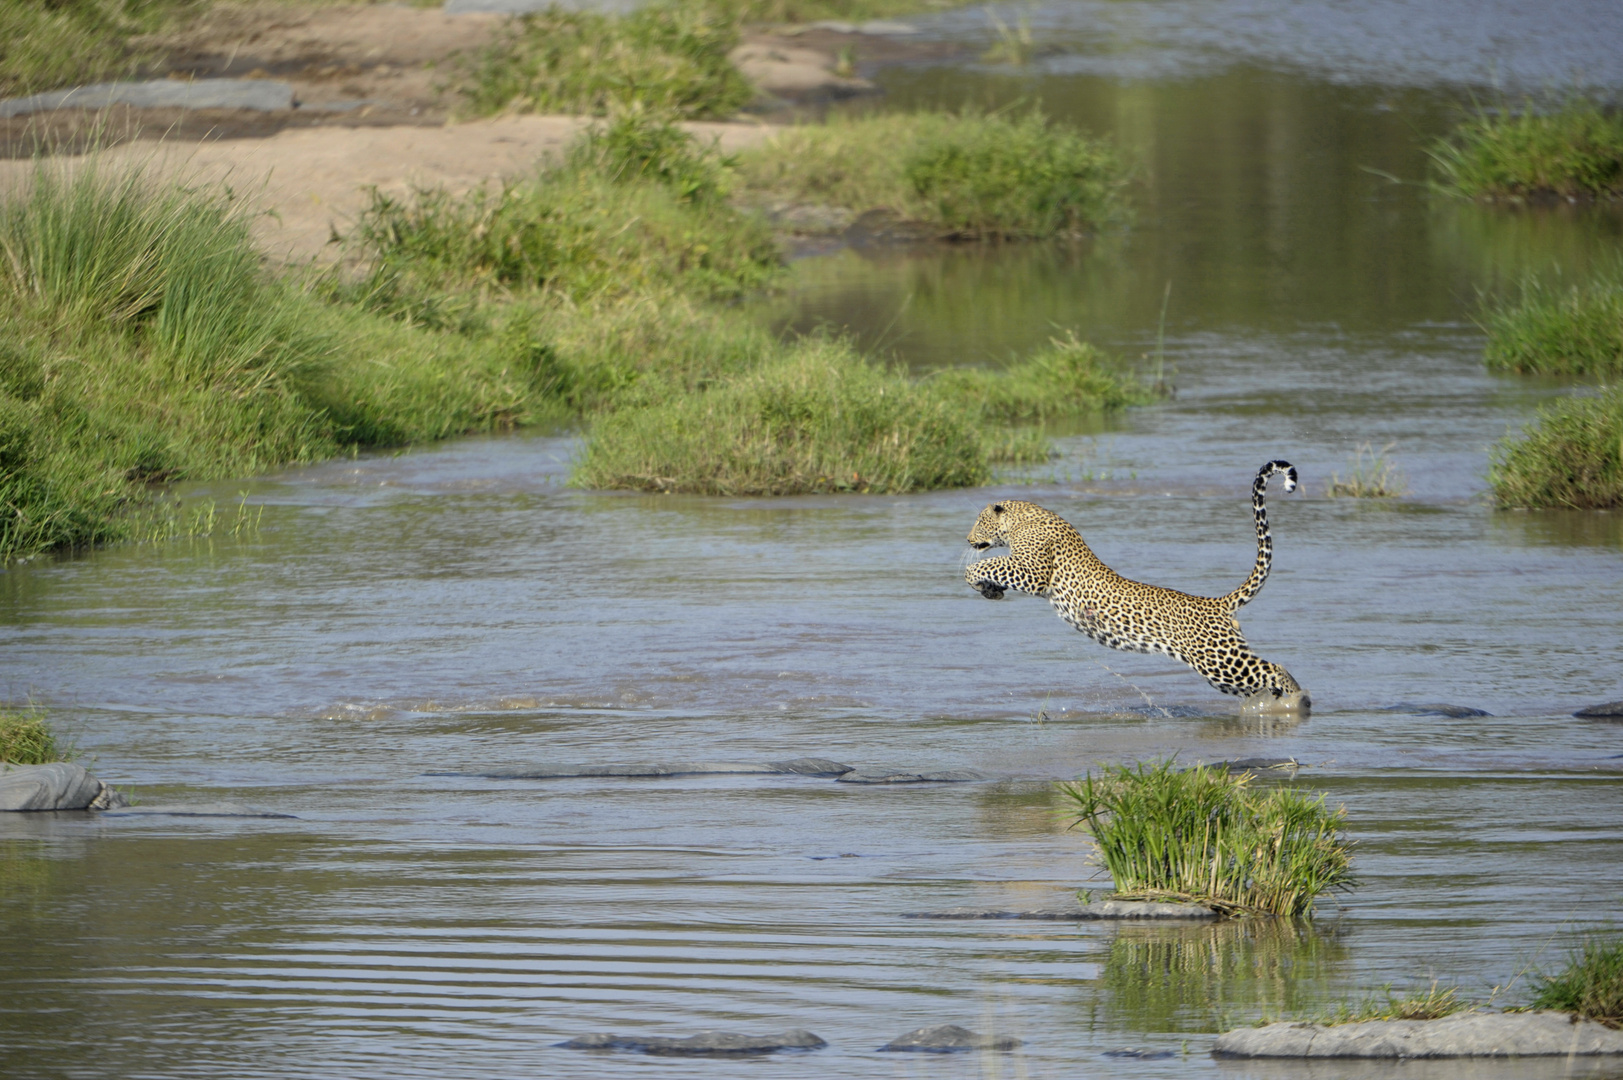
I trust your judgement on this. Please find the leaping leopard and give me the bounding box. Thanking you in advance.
[964,460,1308,710]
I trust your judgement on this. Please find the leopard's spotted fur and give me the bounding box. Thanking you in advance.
[964,460,1306,704]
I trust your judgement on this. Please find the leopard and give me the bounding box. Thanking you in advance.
[963,460,1308,711]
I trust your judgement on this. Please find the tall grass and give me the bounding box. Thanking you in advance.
[1489,386,1623,510]
[737,110,1130,238]
[1430,98,1623,201]
[0,705,68,765]
[1315,982,1469,1025]
[1530,934,1623,1027]
[1059,759,1355,917]
[1483,267,1623,377]
[0,0,201,99]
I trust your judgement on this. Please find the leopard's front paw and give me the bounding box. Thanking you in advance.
[975,580,1006,600]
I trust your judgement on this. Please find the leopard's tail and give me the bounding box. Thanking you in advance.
[1225,460,1297,611]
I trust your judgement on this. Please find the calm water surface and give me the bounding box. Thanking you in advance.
[4,2,1623,1078]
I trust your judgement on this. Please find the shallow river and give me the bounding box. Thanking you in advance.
[4,2,1623,1078]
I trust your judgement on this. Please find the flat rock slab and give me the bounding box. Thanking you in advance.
[879,1024,1020,1052]
[2,763,106,811]
[1213,1012,1623,1058]
[906,900,1217,920]
[836,767,993,784]
[1575,700,1623,718]
[1197,758,1302,774]
[559,1029,825,1056]
[1381,703,1491,718]
[0,79,294,118]
[450,757,853,779]
[102,803,295,819]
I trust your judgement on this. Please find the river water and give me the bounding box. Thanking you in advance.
[4,2,1623,1078]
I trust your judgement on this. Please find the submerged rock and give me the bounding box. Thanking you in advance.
[835,766,993,784]
[766,757,854,776]
[906,900,1217,920]
[1213,1012,1623,1058]
[1575,700,1623,718]
[1381,703,1492,718]
[879,1024,1020,1052]
[102,803,294,819]
[453,757,853,780]
[0,763,124,812]
[0,78,294,117]
[558,1029,826,1056]
[1196,758,1302,774]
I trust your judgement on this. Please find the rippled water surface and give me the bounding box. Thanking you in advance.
[5,2,1623,1077]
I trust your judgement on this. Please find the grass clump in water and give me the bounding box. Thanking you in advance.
[931,331,1160,421]
[1483,268,1623,377]
[1058,759,1355,918]
[1430,98,1623,201]
[1326,442,1407,498]
[1313,982,1470,1025]
[0,705,70,765]
[1530,934,1623,1027]
[1488,386,1623,510]
[454,2,753,120]
[737,109,1130,237]
[572,338,988,494]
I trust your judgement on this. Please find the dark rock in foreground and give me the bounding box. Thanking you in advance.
[1213,1013,1623,1058]
[906,900,1217,920]
[0,78,294,118]
[1381,703,1492,718]
[102,803,295,819]
[1575,700,1623,719]
[835,766,993,784]
[1,763,127,811]
[558,1029,826,1056]
[879,1024,1021,1052]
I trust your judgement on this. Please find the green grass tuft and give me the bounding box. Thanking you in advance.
[1315,982,1470,1025]
[0,705,70,765]
[1430,98,1623,201]
[1489,386,1623,510]
[1483,268,1623,377]
[1059,759,1356,918]
[931,331,1160,421]
[737,109,1130,238]
[1326,442,1407,498]
[1530,934,1623,1028]
[0,0,202,99]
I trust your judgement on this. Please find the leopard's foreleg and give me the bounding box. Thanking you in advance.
[965,555,1049,601]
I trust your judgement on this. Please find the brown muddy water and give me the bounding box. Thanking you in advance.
[4,2,1623,1077]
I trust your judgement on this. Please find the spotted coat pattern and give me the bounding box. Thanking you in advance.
[964,461,1304,700]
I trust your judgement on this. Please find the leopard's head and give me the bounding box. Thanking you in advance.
[967,499,1040,550]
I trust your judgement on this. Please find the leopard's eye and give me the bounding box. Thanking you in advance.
[992,504,1004,514]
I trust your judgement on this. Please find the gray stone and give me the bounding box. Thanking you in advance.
[1575,700,1623,718]
[1,763,104,811]
[468,762,778,779]
[446,0,643,12]
[836,767,993,784]
[101,802,295,819]
[1381,703,1491,718]
[1201,757,1302,774]
[558,1029,826,1055]
[765,757,853,776]
[1212,1012,1623,1058]
[0,79,294,118]
[879,1024,1021,1052]
[906,900,1217,920]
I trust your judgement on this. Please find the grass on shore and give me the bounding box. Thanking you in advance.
[1430,98,1623,201]
[1488,386,1623,510]
[1059,759,1355,918]
[1313,982,1469,1025]
[0,0,203,100]
[1530,934,1623,1028]
[737,109,1130,238]
[0,705,70,765]
[1326,442,1407,498]
[1483,267,1623,377]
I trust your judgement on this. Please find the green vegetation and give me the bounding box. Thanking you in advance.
[1326,442,1407,498]
[1059,759,1355,918]
[0,0,202,99]
[1483,268,1623,377]
[0,705,70,765]
[932,332,1159,421]
[1530,934,1623,1027]
[1488,386,1623,510]
[1430,99,1623,201]
[1315,982,1469,1025]
[737,110,1130,237]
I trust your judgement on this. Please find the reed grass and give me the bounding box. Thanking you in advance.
[1530,935,1623,1027]
[1483,267,1623,377]
[1059,759,1355,917]
[1488,386,1623,510]
[1326,442,1407,498]
[0,705,69,765]
[1430,98,1623,201]
[1315,982,1469,1025]
[736,109,1129,238]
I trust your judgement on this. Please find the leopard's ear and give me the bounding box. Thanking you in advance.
[992,504,1005,514]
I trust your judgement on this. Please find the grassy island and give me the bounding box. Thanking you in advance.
[1489,387,1623,510]
[0,705,69,765]
[1431,99,1623,202]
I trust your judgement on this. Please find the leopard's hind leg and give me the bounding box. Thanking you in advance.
[1183,632,1309,714]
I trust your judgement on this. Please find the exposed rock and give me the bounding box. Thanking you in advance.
[101,803,295,819]
[1212,1012,1623,1058]
[1381,703,1491,718]
[450,758,852,779]
[0,79,294,118]
[2,763,107,811]
[1575,700,1623,719]
[1104,1048,1175,1059]
[906,900,1217,920]
[808,19,919,35]
[88,782,130,810]
[879,1024,1020,1052]
[766,757,853,776]
[730,43,875,102]
[558,1029,826,1056]
[1202,757,1302,774]
[836,766,993,784]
